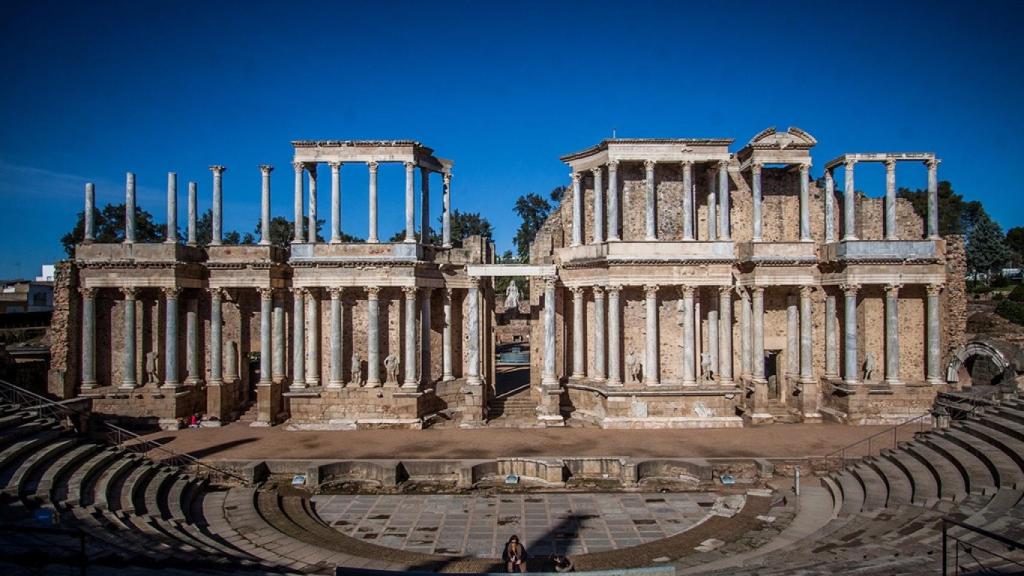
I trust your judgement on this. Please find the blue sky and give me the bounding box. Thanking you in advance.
[1,0,1022,279]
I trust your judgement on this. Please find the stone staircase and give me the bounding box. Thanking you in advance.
[486,389,541,427]
[766,399,801,424]
[237,403,258,424]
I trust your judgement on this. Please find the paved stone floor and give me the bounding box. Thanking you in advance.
[312,492,721,557]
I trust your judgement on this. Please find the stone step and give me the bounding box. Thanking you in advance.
[92,453,143,510]
[881,450,938,506]
[849,463,888,510]
[0,419,60,450]
[994,404,1024,425]
[954,423,1024,487]
[143,469,176,518]
[117,461,158,513]
[30,442,103,505]
[0,411,30,431]
[920,434,996,494]
[833,470,866,514]
[903,441,966,501]
[0,428,61,487]
[203,489,297,567]
[62,446,121,507]
[975,412,1024,444]
[865,456,912,506]
[3,437,76,497]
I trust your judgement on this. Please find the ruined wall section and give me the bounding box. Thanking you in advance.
[944,235,968,362]
[47,260,78,398]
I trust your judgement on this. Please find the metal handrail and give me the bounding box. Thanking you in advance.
[942,516,1024,575]
[0,379,247,485]
[823,411,932,471]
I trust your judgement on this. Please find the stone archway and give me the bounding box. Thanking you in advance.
[945,338,1012,385]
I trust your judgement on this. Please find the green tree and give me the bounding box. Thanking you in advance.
[966,211,1011,284]
[442,210,493,246]
[193,210,251,247]
[61,203,165,256]
[897,181,982,237]
[256,217,359,246]
[1005,227,1024,265]
[512,191,556,260]
[493,249,527,297]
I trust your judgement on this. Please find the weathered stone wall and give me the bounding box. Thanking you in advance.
[944,235,968,361]
[47,260,77,398]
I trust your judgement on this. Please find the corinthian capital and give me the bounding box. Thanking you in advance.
[840,283,860,297]
[259,164,274,175]
[927,283,944,296]
[209,165,226,174]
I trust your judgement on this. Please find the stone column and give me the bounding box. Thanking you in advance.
[751,163,763,241]
[825,292,838,378]
[693,291,702,381]
[328,287,344,388]
[188,181,198,246]
[740,288,751,378]
[680,286,696,386]
[885,159,898,240]
[307,164,318,243]
[367,162,379,243]
[305,289,320,386]
[186,296,199,384]
[885,284,902,386]
[682,161,695,240]
[421,287,432,386]
[541,277,558,386]
[467,279,482,386]
[927,159,940,239]
[421,167,431,245]
[163,287,180,388]
[800,286,813,382]
[125,173,136,243]
[80,288,97,389]
[329,161,342,244]
[260,165,273,245]
[708,290,719,381]
[644,285,660,385]
[787,293,799,378]
[259,288,273,385]
[607,285,622,386]
[799,163,811,241]
[706,166,717,240]
[719,286,733,385]
[209,289,223,385]
[120,287,137,389]
[571,287,585,378]
[824,169,836,243]
[272,292,285,383]
[571,172,582,247]
[718,161,731,240]
[443,288,454,381]
[608,161,620,241]
[591,168,604,244]
[927,284,943,384]
[210,166,225,246]
[84,183,95,242]
[752,287,765,381]
[644,160,657,240]
[843,160,857,241]
[404,162,416,243]
[842,284,860,385]
[593,286,606,381]
[166,173,178,243]
[402,287,418,387]
[442,172,452,248]
[366,287,381,387]
[291,288,306,390]
[292,162,304,243]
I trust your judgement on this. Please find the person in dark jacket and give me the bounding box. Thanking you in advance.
[502,535,528,573]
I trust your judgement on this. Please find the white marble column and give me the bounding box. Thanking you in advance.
[885,284,902,386]
[682,161,695,241]
[571,172,582,247]
[644,285,660,385]
[541,277,558,386]
[80,288,97,389]
[644,161,657,240]
[751,163,763,241]
[84,183,95,242]
[210,166,225,246]
[885,159,898,240]
[272,291,285,383]
[608,161,620,241]
[706,167,717,240]
[187,181,198,246]
[186,296,199,384]
[291,288,306,390]
[824,169,836,243]
[307,164,318,243]
[305,289,320,386]
[366,287,381,387]
[443,288,454,381]
[718,161,730,240]
[719,286,733,385]
[293,162,304,243]
[163,287,180,388]
[825,292,838,378]
[329,162,342,244]
[421,168,431,245]
[927,284,943,384]
[467,279,482,386]
[592,168,604,244]
[842,284,860,385]
[607,285,622,386]
[442,172,452,248]
[707,290,719,380]
[209,288,223,385]
[125,173,136,243]
[120,287,137,389]
[571,287,585,378]
[402,287,417,387]
[328,287,344,388]
[260,165,273,245]
[693,291,702,381]
[739,288,751,378]
[166,173,178,244]
[927,159,940,239]
[680,286,696,386]
[259,288,273,385]
[787,293,799,378]
[404,162,416,243]
[799,163,811,241]
[368,162,380,243]
[593,286,606,381]
[843,160,857,241]
[799,286,813,382]
[752,287,765,381]
[421,287,432,386]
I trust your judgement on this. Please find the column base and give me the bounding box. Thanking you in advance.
[541,376,559,387]
[606,379,624,387]
[885,379,905,388]
[926,377,944,386]
[327,380,345,389]
[81,381,98,391]
[118,382,137,391]
[681,380,698,387]
[365,380,382,388]
[305,379,321,387]
[442,375,455,382]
